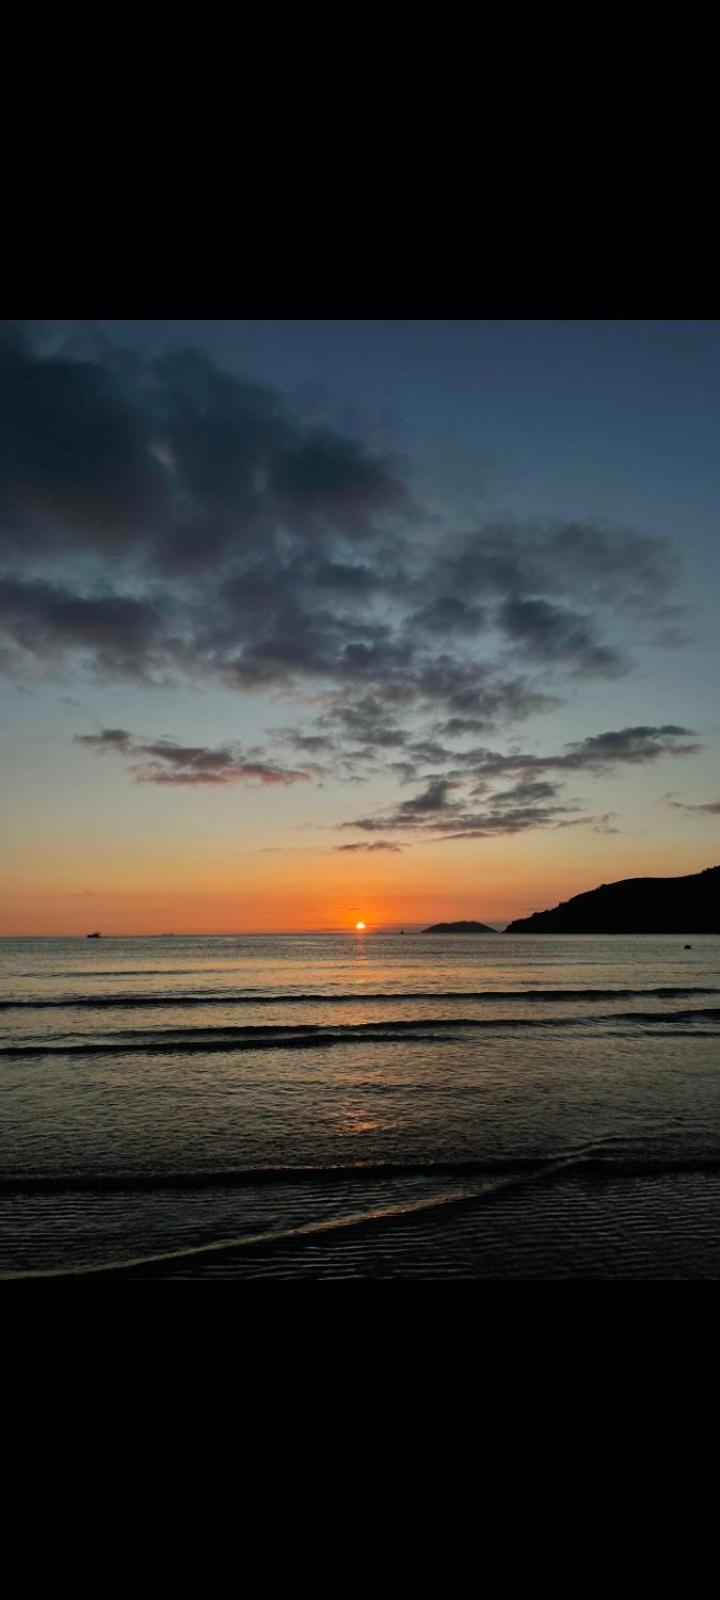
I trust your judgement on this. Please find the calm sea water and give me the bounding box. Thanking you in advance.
[2,932,720,1278]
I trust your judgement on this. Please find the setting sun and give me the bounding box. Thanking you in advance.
[355,921,366,931]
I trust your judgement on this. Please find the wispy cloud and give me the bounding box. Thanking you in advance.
[334,841,403,853]
[339,727,700,842]
[75,730,312,787]
[665,796,720,815]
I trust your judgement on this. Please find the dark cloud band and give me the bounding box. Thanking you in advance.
[75,730,311,787]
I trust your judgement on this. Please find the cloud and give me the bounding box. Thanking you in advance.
[334,841,403,853]
[455,725,702,782]
[594,814,621,834]
[0,577,168,681]
[491,778,562,805]
[443,518,677,615]
[0,328,682,701]
[319,692,409,753]
[497,596,626,677]
[435,806,577,839]
[0,335,405,572]
[274,731,334,754]
[342,798,579,840]
[410,596,487,636]
[413,658,557,721]
[75,727,134,750]
[0,324,700,826]
[75,730,312,787]
[553,812,621,834]
[398,778,459,815]
[666,797,720,815]
[339,727,699,840]
[555,726,701,770]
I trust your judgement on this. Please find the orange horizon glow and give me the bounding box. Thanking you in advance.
[0,833,713,936]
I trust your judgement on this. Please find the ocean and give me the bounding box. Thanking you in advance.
[2,931,720,1279]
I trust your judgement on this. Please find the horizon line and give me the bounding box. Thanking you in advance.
[0,924,510,938]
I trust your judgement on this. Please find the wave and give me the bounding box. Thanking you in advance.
[1,984,717,1011]
[6,1143,720,1278]
[6,1148,720,1197]
[2,1006,719,1057]
[0,1155,552,1195]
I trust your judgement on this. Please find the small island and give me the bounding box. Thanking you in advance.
[422,920,497,934]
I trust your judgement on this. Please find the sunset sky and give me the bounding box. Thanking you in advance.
[1,319,718,933]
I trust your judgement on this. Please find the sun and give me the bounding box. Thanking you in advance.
[354,921,367,931]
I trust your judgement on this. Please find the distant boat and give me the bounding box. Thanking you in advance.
[86,931,101,938]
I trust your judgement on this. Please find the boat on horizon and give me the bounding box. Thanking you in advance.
[86,931,101,938]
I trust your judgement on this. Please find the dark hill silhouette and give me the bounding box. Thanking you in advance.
[505,865,720,934]
[422,920,497,933]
